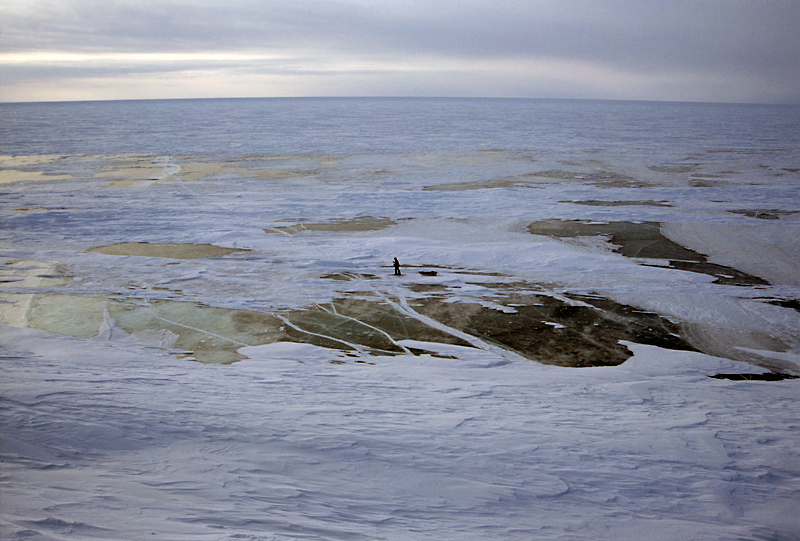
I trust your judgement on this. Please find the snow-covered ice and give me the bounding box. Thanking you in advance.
[2,326,799,540]
[1,98,799,539]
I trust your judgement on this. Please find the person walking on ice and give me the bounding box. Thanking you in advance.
[393,257,401,275]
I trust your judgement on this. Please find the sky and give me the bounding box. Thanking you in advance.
[1,0,799,104]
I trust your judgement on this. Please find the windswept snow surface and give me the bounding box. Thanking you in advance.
[2,98,800,539]
[3,327,800,541]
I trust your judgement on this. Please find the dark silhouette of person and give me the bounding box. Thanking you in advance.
[393,257,401,275]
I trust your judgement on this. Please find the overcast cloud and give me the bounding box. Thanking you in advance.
[1,0,799,103]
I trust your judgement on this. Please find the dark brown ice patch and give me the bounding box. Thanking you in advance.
[87,242,249,259]
[266,216,396,234]
[710,372,798,381]
[235,290,696,367]
[766,298,800,312]
[648,165,697,174]
[729,209,780,220]
[452,270,511,278]
[424,177,525,191]
[728,209,800,220]
[284,297,473,354]
[404,346,459,359]
[538,169,647,188]
[425,167,647,191]
[706,148,760,155]
[411,293,694,367]
[527,220,768,286]
[408,283,449,293]
[690,174,730,187]
[564,200,673,207]
[424,173,558,191]
[321,272,380,281]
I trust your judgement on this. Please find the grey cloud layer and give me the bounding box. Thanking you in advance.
[3,0,800,102]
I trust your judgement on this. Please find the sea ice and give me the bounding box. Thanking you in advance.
[2,99,799,539]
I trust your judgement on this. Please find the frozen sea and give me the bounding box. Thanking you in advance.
[1,98,800,540]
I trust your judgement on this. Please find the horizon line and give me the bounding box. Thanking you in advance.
[1,95,796,107]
